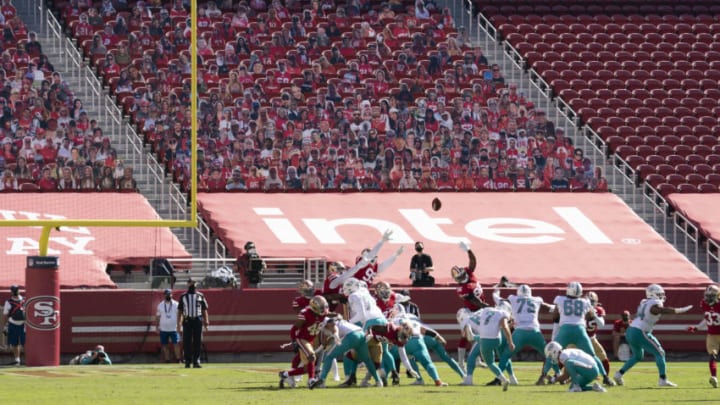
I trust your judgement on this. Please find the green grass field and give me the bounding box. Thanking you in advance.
[0,362,716,405]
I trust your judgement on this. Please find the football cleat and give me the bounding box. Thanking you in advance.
[485,378,501,386]
[502,378,509,392]
[410,379,425,385]
[602,375,616,386]
[592,382,607,392]
[375,379,384,388]
[568,384,583,392]
[308,377,325,390]
[435,380,448,387]
[658,378,677,387]
[509,374,519,385]
[338,373,357,388]
[613,371,625,386]
[710,376,718,388]
[459,376,473,386]
[535,375,547,385]
[278,371,290,388]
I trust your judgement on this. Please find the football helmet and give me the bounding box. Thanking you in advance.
[375,281,392,301]
[452,266,469,284]
[329,261,346,274]
[586,291,599,307]
[646,284,666,302]
[342,278,361,296]
[298,279,315,297]
[309,295,329,315]
[456,307,471,325]
[473,285,484,300]
[566,281,583,298]
[517,284,532,297]
[497,300,512,317]
[544,341,562,364]
[705,284,720,305]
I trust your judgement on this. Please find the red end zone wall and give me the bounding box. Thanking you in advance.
[47,287,706,355]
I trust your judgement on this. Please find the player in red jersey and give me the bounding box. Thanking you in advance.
[329,230,404,289]
[279,296,330,389]
[688,284,720,388]
[586,291,616,386]
[452,241,489,370]
[322,261,347,313]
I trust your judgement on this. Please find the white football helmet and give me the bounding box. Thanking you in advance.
[646,284,665,302]
[456,307,471,325]
[586,291,599,307]
[451,266,469,284]
[705,284,720,305]
[517,284,532,297]
[342,278,361,296]
[309,295,329,315]
[497,300,512,317]
[566,281,583,298]
[473,285,484,300]
[544,341,562,364]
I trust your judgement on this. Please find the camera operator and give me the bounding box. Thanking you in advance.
[237,241,267,288]
[409,241,435,287]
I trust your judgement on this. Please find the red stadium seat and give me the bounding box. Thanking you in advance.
[676,184,698,193]
[698,183,718,193]
[645,173,665,187]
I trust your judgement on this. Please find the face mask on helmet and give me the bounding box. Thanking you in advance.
[376,282,391,300]
[646,284,665,302]
[544,341,562,364]
[309,295,329,315]
[586,291,599,307]
[516,284,531,297]
[566,281,582,298]
[451,266,469,284]
[705,285,720,305]
[497,300,512,317]
[456,307,471,325]
[342,278,360,296]
[299,280,315,297]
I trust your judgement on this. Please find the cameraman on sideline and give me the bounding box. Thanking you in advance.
[237,241,266,288]
[409,241,435,287]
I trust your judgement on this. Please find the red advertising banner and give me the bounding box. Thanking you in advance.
[198,192,711,288]
[0,194,190,289]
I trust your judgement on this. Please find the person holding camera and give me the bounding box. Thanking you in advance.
[1,285,25,366]
[237,241,267,288]
[409,241,434,287]
[177,279,209,368]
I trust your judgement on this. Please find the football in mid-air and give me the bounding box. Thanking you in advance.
[431,197,442,211]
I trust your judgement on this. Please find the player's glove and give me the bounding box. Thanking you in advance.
[408,369,420,379]
[382,229,393,242]
[459,241,470,252]
[395,245,405,257]
[292,340,300,352]
[687,326,697,333]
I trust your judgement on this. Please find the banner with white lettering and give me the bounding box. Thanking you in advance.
[0,194,190,288]
[198,192,711,288]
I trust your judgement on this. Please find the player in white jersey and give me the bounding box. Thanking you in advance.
[310,315,382,389]
[495,285,561,385]
[544,342,607,392]
[341,278,389,387]
[613,284,693,387]
[457,303,515,390]
[552,281,608,380]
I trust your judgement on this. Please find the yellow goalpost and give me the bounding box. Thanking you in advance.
[0,1,200,256]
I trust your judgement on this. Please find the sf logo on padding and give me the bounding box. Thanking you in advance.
[26,296,60,330]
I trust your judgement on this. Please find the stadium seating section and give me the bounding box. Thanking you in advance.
[479,0,720,196]
[48,0,608,194]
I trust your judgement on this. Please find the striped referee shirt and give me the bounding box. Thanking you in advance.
[178,292,208,319]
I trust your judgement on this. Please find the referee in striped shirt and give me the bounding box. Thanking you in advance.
[177,279,209,368]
